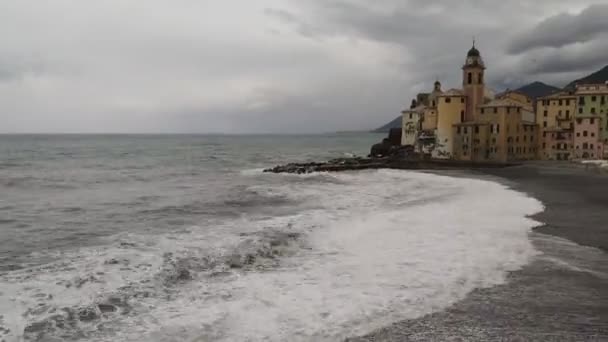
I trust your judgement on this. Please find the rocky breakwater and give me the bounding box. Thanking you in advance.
[264,155,518,174]
[263,157,387,174]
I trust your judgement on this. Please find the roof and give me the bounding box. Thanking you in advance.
[438,88,464,97]
[480,98,525,108]
[575,84,608,95]
[467,46,480,57]
[496,90,532,100]
[538,91,576,99]
[402,104,427,114]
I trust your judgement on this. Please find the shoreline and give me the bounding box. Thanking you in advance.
[347,163,608,341]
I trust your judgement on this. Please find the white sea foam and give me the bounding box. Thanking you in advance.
[0,170,544,342]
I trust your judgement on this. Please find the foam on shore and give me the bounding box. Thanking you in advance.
[0,170,544,342]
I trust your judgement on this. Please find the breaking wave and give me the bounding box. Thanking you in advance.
[0,170,543,342]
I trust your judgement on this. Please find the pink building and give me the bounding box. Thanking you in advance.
[541,128,573,160]
[574,117,604,159]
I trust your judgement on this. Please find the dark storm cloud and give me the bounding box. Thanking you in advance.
[520,39,608,74]
[508,4,608,54]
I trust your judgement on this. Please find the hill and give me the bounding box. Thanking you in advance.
[372,115,401,133]
[515,81,560,99]
[564,65,608,90]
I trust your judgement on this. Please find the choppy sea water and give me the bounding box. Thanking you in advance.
[0,134,544,341]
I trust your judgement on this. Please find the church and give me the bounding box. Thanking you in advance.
[401,44,538,162]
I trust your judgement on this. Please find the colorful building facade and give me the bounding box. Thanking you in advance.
[398,44,607,162]
[537,92,576,160]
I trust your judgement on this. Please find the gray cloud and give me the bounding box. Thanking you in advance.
[508,4,608,54]
[0,0,606,133]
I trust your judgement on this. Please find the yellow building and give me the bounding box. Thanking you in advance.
[536,92,576,160]
[435,44,540,162]
[421,107,438,131]
[434,89,467,158]
[455,99,537,162]
[497,90,534,112]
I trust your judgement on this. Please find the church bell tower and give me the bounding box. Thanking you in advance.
[462,42,485,122]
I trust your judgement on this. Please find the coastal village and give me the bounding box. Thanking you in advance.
[400,44,608,162]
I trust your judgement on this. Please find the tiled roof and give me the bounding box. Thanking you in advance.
[438,88,464,96]
[538,91,576,99]
[402,104,427,114]
[480,98,524,107]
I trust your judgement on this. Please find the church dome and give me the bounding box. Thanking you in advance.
[467,46,480,57]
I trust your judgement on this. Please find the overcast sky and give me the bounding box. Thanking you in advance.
[1,0,607,133]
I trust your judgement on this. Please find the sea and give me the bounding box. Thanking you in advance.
[0,134,544,342]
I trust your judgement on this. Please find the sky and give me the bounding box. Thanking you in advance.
[1,0,608,133]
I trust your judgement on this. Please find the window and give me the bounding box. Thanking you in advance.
[409,113,413,119]
[583,131,588,137]
[445,97,451,103]
[579,97,585,105]
[517,107,521,113]
[494,107,497,114]
[475,126,479,134]
[577,118,583,124]
[579,108,583,114]
[592,96,597,102]
[543,143,546,148]
[478,73,483,83]
[464,127,468,134]
[591,118,595,124]
[543,121,547,128]
[543,132,547,137]
[558,110,562,116]
[461,97,465,103]
[507,107,511,114]
[602,96,606,105]
[559,99,563,106]
[460,110,465,122]
[566,110,570,118]
[577,132,580,137]
[592,132,595,137]
[432,101,436,107]
[481,108,485,114]
[566,99,571,106]
[457,127,461,134]
[583,143,588,149]
[496,124,500,133]
[543,110,548,117]
[467,72,472,84]
[591,108,596,114]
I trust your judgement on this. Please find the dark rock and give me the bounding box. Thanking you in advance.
[77,307,99,322]
[97,304,117,313]
[104,258,120,265]
[176,268,192,281]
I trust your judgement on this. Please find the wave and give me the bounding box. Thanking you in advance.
[0,170,544,342]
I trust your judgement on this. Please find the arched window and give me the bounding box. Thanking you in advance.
[467,72,472,84]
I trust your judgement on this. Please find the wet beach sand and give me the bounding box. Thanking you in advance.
[347,162,608,341]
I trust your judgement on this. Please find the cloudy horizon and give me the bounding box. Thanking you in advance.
[1,0,607,134]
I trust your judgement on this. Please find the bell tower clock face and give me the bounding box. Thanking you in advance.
[467,57,474,65]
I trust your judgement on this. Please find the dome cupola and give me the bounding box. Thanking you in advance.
[463,41,485,69]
